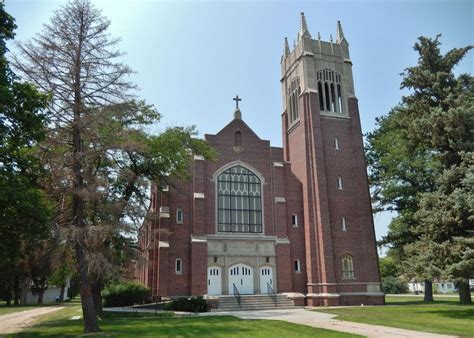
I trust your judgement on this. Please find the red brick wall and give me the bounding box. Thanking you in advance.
[283,90,381,304]
[138,91,381,305]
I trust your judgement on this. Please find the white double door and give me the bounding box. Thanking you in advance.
[228,264,254,295]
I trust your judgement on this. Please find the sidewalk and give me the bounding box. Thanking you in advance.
[201,308,456,338]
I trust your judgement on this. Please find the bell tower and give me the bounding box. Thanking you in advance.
[281,13,383,306]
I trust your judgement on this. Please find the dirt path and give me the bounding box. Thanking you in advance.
[0,306,65,334]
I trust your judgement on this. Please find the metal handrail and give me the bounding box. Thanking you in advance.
[233,283,241,308]
[267,282,277,308]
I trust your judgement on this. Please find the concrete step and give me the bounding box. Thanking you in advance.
[212,306,297,312]
[219,301,294,307]
[215,294,297,311]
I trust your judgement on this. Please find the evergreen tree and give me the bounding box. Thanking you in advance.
[367,35,472,304]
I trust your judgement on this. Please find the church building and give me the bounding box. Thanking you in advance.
[137,13,383,306]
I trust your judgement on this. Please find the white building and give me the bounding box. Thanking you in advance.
[25,281,70,304]
[407,280,456,294]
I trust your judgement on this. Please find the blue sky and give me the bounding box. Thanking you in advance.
[5,0,473,249]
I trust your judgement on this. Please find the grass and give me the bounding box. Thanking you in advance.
[10,304,361,337]
[315,295,474,336]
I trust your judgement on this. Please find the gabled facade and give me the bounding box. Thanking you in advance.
[137,13,383,306]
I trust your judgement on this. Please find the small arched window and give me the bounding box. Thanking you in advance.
[292,214,298,227]
[337,176,343,190]
[235,131,242,147]
[334,137,340,150]
[342,254,354,278]
[341,217,347,231]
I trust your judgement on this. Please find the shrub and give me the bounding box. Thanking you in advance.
[103,282,151,307]
[382,276,408,294]
[163,296,208,312]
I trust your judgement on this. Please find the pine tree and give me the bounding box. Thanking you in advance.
[367,35,472,304]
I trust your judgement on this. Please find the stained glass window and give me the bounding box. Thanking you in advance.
[217,165,262,233]
[342,254,354,278]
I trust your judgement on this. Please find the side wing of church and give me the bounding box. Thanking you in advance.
[137,13,383,307]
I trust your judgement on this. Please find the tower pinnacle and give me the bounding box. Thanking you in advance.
[299,12,311,39]
[284,37,290,57]
[336,20,347,44]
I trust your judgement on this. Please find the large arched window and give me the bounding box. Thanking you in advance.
[217,165,262,233]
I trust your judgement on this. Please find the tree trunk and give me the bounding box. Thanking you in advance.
[5,289,11,306]
[75,240,100,332]
[59,284,65,302]
[423,280,434,302]
[13,276,20,305]
[71,22,100,331]
[20,278,28,305]
[458,279,472,304]
[91,277,103,318]
[37,290,44,304]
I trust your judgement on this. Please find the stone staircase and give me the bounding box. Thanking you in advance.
[213,294,298,312]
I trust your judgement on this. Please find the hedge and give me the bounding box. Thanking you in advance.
[103,282,151,307]
[163,296,208,312]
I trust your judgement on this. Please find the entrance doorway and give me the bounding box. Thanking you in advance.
[260,266,273,294]
[207,266,222,295]
[228,264,254,294]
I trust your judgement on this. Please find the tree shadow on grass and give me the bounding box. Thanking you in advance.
[12,316,254,337]
[386,299,462,306]
[421,308,474,320]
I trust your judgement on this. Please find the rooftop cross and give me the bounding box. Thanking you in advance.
[233,95,242,109]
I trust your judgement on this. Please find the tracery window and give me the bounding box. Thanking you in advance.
[288,78,301,125]
[316,69,344,114]
[342,254,354,278]
[217,165,262,233]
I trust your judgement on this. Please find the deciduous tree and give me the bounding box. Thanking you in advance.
[0,1,51,305]
[13,0,215,331]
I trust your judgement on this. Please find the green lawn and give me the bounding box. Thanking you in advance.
[315,295,474,336]
[11,304,360,337]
